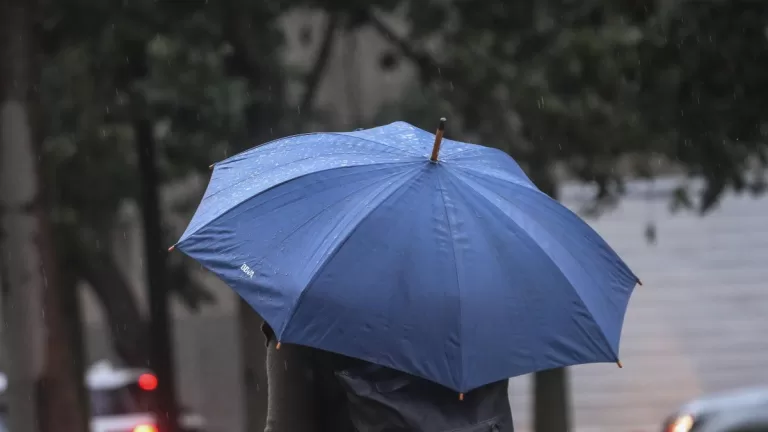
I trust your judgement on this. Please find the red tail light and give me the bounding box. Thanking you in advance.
[138,373,158,391]
[132,425,157,432]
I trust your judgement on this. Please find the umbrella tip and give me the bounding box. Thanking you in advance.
[275,342,282,350]
[209,163,215,169]
[168,245,175,252]
[637,278,643,286]
[459,393,464,401]
[430,117,447,162]
[616,360,623,368]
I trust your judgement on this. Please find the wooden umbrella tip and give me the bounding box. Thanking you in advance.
[430,118,447,162]
[459,393,464,401]
[275,342,282,350]
[168,245,175,252]
[209,163,215,169]
[617,360,623,368]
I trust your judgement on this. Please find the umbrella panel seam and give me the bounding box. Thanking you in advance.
[179,162,417,244]
[444,169,619,361]
[277,167,427,341]
[436,172,465,391]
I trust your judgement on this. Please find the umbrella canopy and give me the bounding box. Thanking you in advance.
[174,121,639,393]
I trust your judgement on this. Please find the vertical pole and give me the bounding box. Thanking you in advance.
[134,96,180,432]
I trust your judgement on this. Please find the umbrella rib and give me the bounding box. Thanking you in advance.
[444,169,620,361]
[213,131,322,166]
[329,132,426,157]
[449,165,539,191]
[438,145,493,161]
[452,166,637,283]
[277,167,426,341]
[435,173,465,390]
[178,162,415,244]
[211,128,424,168]
[203,152,413,203]
[246,168,419,276]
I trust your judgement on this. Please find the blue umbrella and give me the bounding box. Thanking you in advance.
[172,120,639,393]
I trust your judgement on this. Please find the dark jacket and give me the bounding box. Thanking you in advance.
[337,363,513,431]
[261,322,513,432]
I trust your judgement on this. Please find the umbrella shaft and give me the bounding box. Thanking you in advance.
[430,117,447,162]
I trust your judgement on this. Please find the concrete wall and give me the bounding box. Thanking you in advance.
[508,182,768,432]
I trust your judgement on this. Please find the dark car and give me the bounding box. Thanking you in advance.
[662,387,768,432]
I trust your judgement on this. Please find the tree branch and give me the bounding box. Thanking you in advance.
[221,7,286,140]
[299,13,339,115]
[221,5,281,90]
[71,232,148,367]
[367,12,533,160]
[366,13,445,83]
[224,16,266,85]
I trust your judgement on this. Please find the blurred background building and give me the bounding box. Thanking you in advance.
[3,3,766,432]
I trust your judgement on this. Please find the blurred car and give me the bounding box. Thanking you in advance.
[662,387,768,432]
[0,406,7,432]
[0,360,206,432]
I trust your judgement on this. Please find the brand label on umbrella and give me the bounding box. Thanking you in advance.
[240,263,255,278]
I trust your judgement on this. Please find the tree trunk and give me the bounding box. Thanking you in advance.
[58,268,91,431]
[0,0,89,431]
[74,230,149,367]
[238,300,268,432]
[134,93,180,432]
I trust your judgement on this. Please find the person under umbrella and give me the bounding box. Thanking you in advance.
[261,321,513,432]
[172,119,639,431]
